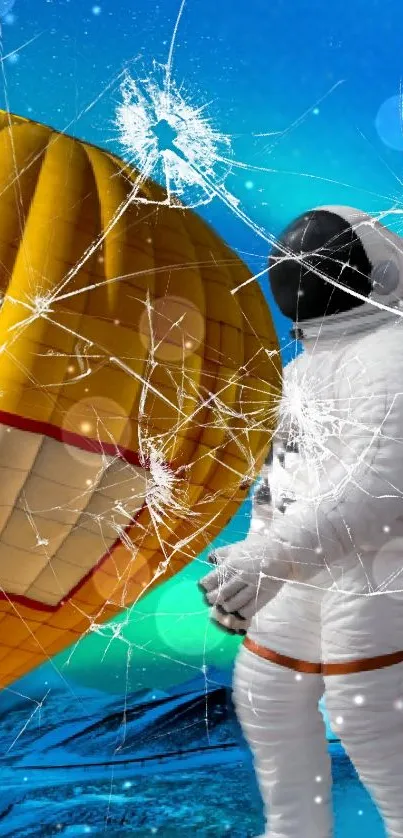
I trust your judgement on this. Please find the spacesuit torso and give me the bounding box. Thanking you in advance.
[248,318,403,667]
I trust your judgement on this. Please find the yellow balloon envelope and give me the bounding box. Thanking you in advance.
[0,110,281,686]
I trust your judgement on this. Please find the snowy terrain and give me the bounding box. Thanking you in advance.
[0,667,385,837]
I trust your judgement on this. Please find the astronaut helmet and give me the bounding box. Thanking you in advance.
[268,206,403,332]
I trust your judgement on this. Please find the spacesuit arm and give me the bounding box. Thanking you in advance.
[269,347,403,582]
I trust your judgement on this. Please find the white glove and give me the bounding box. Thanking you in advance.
[199,534,290,620]
[206,546,250,633]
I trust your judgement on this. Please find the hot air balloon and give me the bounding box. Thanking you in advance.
[0,110,281,687]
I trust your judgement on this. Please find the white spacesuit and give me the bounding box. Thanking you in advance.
[200,206,403,838]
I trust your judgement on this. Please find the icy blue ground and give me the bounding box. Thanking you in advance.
[0,668,385,837]
[0,744,385,837]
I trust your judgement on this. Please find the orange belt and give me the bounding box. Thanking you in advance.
[243,636,403,675]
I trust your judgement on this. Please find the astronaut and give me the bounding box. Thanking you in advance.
[200,206,403,838]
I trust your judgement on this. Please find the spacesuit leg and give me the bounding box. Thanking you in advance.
[232,583,333,838]
[324,665,403,837]
[322,582,403,838]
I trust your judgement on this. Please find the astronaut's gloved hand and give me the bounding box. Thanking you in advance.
[199,535,290,620]
[209,604,250,635]
[199,545,250,634]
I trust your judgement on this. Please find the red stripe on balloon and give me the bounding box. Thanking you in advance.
[0,409,148,468]
[0,501,148,613]
[0,409,157,613]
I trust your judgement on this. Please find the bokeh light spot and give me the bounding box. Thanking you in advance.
[375,95,403,151]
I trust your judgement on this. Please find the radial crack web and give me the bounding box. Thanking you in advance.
[115,64,233,209]
[1,1,403,830]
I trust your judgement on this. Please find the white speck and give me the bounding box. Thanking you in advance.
[335,715,344,726]
[92,4,101,14]
[383,525,391,533]
[313,107,320,115]
[394,698,403,710]
[245,180,254,190]
[315,775,322,782]
[7,52,19,64]
[295,673,303,681]
[314,795,323,804]
[358,810,363,816]
[354,694,365,705]
[123,781,132,789]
